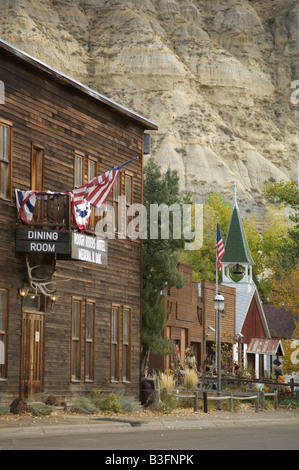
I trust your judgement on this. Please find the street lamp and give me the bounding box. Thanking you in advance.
[214,293,225,405]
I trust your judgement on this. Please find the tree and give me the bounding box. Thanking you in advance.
[141,159,186,375]
[263,180,299,271]
[269,260,299,319]
[180,193,232,282]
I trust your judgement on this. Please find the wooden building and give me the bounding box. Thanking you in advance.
[201,280,236,371]
[149,264,236,374]
[0,39,157,401]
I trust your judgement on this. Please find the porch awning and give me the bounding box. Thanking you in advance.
[246,338,284,356]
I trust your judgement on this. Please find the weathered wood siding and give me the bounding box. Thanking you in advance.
[0,43,156,401]
[241,295,268,344]
[201,280,236,344]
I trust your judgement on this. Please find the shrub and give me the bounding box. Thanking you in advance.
[29,402,56,416]
[115,390,142,413]
[279,398,299,409]
[159,372,175,392]
[0,393,8,415]
[96,394,122,413]
[183,369,198,390]
[149,393,178,414]
[71,396,98,414]
[89,388,141,414]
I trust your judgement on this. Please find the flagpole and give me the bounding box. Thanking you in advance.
[216,220,218,295]
[215,221,218,374]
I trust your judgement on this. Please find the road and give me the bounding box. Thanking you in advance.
[1,421,298,450]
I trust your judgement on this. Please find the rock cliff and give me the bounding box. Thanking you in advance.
[0,0,298,214]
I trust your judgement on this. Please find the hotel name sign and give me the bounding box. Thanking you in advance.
[16,229,107,266]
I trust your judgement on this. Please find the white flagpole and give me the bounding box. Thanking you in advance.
[216,221,218,295]
[215,222,218,373]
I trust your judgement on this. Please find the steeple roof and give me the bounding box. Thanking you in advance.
[221,204,254,265]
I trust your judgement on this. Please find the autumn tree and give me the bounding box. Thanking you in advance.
[180,193,232,282]
[263,180,299,272]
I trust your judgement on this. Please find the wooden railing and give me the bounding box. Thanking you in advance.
[30,193,71,229]
[17,192,98,234]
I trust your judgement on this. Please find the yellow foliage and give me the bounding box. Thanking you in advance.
[270,260,299,318]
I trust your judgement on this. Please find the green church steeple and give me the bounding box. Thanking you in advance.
[221,205,254,265]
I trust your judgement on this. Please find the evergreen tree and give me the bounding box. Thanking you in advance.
[141,159,186,375]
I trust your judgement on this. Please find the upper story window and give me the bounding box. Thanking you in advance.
[0,120,12,199]
[74,152,99,188]
[112,171,134,237]
[31,144,44,191]
[74,152,84,188]
[88,158,97,181]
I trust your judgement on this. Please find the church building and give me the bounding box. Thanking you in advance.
[221,194,284,378]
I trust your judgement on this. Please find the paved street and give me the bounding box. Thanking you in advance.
[1,422,298,450]
[0,409,298,451]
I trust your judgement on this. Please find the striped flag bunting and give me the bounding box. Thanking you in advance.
[15,157,138,231]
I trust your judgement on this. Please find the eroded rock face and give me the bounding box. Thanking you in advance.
[0,0,298,214]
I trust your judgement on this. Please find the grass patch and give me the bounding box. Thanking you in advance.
[279,398,299,409]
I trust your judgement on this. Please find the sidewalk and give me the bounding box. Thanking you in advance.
[0,408,298,440]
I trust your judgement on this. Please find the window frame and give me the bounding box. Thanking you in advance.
[71,297,82,382]
[111,304,121,382]
[112,172,122,235]
[124,172,134,237]
[31,144,44,191]
[85,300,95,382]
[0,289,8,380]
[122,306,132,382]
[88,157,98,182]
[0,118,12,200]
[74,151,85,188]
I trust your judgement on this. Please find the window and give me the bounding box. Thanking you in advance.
[125,174,133,236]
[88,158,97,181]
[111,305,132,383]
[112,172,134,237]
[71,297,96,383]
[113,174,121,234]
[85,301,95,381]
[71,298,82,381]
[31,145,44,191]
[111,305,120,381]
[0,120,12,199]
[123,307,131,382]
[87,158,98,230]
[75,153,99,188]
[125,175,133,209]
[0,289,8,379]
[74,152,84,188]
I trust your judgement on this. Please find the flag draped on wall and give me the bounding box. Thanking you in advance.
[72,157,137,208]
[16,157,138,231]
[216,222,225,270]
[16,189,38,224]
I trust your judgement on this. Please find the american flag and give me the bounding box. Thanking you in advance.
[216,223,225,270]
[72,157,137,207]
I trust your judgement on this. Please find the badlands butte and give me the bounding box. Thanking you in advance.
[0,0,299,215]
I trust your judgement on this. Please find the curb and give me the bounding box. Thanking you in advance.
[1,411,299,441]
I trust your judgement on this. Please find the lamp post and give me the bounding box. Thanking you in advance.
[214,293,225,405]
